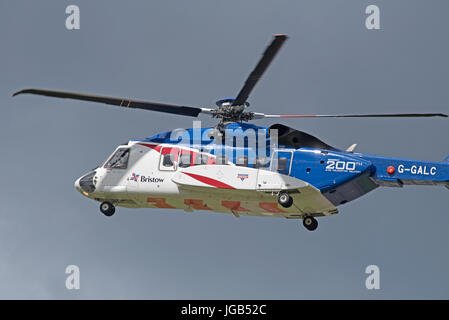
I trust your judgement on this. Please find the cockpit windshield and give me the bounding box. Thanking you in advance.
[104,148,130,169]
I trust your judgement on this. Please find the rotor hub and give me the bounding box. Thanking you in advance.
[211,98,253,123]
[215,98,250,107]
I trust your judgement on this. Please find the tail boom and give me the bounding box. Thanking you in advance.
[362,155,449,188]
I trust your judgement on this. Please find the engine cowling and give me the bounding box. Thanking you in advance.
[269,124,338,150]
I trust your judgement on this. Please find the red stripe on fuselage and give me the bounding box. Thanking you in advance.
[182,172,235,189]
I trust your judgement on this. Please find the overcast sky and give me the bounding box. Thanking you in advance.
[1,0,448,299]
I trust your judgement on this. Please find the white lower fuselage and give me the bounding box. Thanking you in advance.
[75,141,338,219]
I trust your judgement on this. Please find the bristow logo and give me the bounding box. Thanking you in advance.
[237,173,248,181]
[130,173,164,183]
[140,176,164,183]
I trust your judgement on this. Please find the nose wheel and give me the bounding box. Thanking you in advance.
[100,201,115,217]
[303,216,318,231]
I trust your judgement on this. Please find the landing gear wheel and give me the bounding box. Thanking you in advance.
[100,201,115,217]
[278,192,293,208]
[303,216,318,231]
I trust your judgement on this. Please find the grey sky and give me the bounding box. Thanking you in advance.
[1,0,448,299]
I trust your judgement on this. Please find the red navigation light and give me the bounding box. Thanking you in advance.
[387,166,395,174]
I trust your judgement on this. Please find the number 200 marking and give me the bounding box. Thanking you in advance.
[326,160,356,171]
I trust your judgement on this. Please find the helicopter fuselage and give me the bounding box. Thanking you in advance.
[74,124,449,222]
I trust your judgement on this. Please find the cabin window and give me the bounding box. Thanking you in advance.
[104,148,130,169]
[270,151,293,175]
[163,154,175,167]
[159,147,180,171]
[277,157,288,171]
[179,153,192,168]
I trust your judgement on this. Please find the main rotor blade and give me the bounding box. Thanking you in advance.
[263,113,448,118]
[232,34,288,107]
[13,88,209,117]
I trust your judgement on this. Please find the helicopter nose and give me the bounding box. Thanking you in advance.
[75,171,97,195]
[74,177,81,192]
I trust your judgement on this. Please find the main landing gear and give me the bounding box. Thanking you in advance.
[277,192,317,231]
[303,216,318,231]
[277,191,293,208]
[100,201,115,217]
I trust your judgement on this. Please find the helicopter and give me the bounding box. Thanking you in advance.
[13,34,449,231]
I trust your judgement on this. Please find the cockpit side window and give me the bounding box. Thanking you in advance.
[104,148,130,169]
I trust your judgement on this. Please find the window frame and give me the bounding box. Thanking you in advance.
[270,150,293,175]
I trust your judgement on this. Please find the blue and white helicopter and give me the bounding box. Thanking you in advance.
[13,35,448,230]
